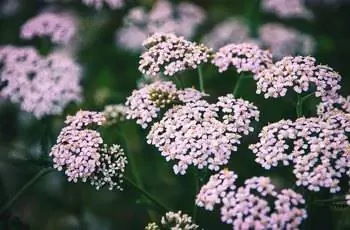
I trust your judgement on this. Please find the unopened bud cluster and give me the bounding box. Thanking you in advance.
[145,211,199,230]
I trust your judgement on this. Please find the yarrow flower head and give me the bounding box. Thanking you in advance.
[50,110,128,190]
[115,0,205,52]
[256,56,341,100]
[139,33,212,77]
[20,12,77,45]
[259,23,316,59]
[125,81,206,129]
[0,46,82,118]
[202,17,251,51]
[147,94,259,174]
[196,171,307,229]
[90,144,128,190]
[249,116,350,193]
[82,0,124,9]
[103,104,128,125]
[261,0,313,19]
[212,43,273,75]
[317,95,350,117]
[145,211,199,230]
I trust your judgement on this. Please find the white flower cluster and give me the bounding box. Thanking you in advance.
[212,43,273,75]
[103,104,128,125]
[261,0,313,19]
[259,23,315,59]
[196,170,307,230]
[139,33,212,77]
[0,46,82,118]
[145,211,199,230]
[90,144,128,190]
[249,116,350,193]
[116,0,205,51]
[50,111,128,190]
[20,12,77,45]
[256,56,341,100]
[125,81,206,128]
[147,94,259,175]
[202,17,251,51]
[82,0,124,9]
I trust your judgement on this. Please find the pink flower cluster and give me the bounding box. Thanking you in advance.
[202,17,252,51]
[317,95,350,117]
[261,0,313,19]
[249,115,350,193]
[116,0,205,51]
[82,0,124,9]
[50,111,106,182]
[125,81,206,128]
[196,170,307,229]
[212,43,273,75]
[147,94,259,174]
[50,111,128,190]
[259,23,315,59]
[0,46,82,118]
[20,12,77,45]
[139,33,212,76]
[255,56,341,100]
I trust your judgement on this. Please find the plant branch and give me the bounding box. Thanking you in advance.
[0,168,54,214]
[197,66,205,93]
[124,176,169,213]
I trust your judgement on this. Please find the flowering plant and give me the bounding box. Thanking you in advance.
[0,0,349,229]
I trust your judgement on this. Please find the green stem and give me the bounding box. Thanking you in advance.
[301,92,315,104]
[0,168,54,214]
[233,74,252,97]
[40,116,53,157]
[124,176,169,212]
[119,130,159,221]
[192,170,199,221]
[197,66,205,93]
[296,93,315,117]
[245,0,261,38]
[296,95,303,117]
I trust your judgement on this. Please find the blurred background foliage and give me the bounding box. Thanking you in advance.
[0,0,350,229]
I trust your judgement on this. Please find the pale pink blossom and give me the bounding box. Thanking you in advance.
[262,0,313,19]
[212,43,273,75]
[249,116,350,193]
[21,12,77,45]
[139,33,212,77]
[197,172,307,229]
[0,46,82,118]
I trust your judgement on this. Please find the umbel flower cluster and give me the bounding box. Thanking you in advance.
[212,43,273,75]
[0,46,82,118]
[147,94,259,175]
[249,113,350,193]
[196,170,307,229]
[116,0,205,51]
[255,56,341,100]
[145,211,199,230]
[261,0,313,19]
[202,17,251,51]
[139,33,212,77]
[258,23,315,59]
[82,0,124,9]
[50,111,128,190]
[20,12,77,45]
[125,81,206,128]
